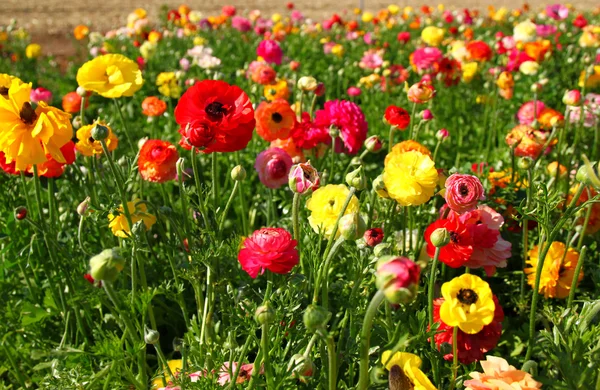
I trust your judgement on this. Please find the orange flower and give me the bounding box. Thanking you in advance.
[270,137,305,163]
[264,79,290,101]
[465,356,542,389]
[505,124,554,159]
[385,140,432,165]
[525,242,583,299]
[407,82,435,104]
[142,96,167,117]
[466,41,492,61]
[62,91,88,114]
[138,140,179,183]
[73,25,90,40]
[487,169,527,195]
[523,40,551,62]
[567,185,600,234]
[255,99,296,142]
[537,107,564,129]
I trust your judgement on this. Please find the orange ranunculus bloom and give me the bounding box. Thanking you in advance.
[537,107,564,129]
[524,40,551,62]
[567,185,600,234]
[271,137,305,163]
[255,99,296,142]
[73,25,90,40]
[138,140,179,183]
[142,96,167,117]
[496,71,514,90]
[505,124,555,159]
[62,91,89,113]
[466,40,493,61]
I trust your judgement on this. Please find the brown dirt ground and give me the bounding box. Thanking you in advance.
[4,0,599,58]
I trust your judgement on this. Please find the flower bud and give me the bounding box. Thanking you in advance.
[297,76,317,92]
[436,128,449,140]
[144,327,160,345]
[373,175,389,198]
[364,135,383,153]
[329,126,340,138]
[563,90,581,106]
[255,304,275,325]
[346,166,367,190]
[364,228,384,247]
[77,197,91,216]
[131,220,147,238]
[338,213,366,240]
[72,115,82,129]
[303,304,331,332]
[289,354,315,381]
[89,248,125,282]
[375,256,420,304]
[231,165,247,181]
[373,242,392,257]
[289,161,320,194]
[91,123,110,141]
[76,86,87,97]
[582,156,600,189]
[14,206,27,221]
[430,227,450,247]
[421,109,434,121]
[518,157,532,170]
[576,161,598,185]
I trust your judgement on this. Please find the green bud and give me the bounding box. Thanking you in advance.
[373,175,389,198]
[289,354,315,379]
[329,126,340,138]
[577,159,599,186]
[255,304,275,325]
[346,166,367,190]
[89,248,124,282]
[231,165,247,181]
[518,158,532,170]
[91,123,110,141]
[303,304,331,332]
[373,242,392,257]
[144,327,160,345]
[430,228,450,248]
[338,213,366,240]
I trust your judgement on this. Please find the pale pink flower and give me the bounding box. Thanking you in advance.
[412,47,443,72]
[465,356,542,390]
[217,362,255,386]
[444,174,485,214]
[359,49,384,70]
[255,148,293,189]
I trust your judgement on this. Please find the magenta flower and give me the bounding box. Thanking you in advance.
[536,24,557,37]
[347,86,361,97]
[314,100,368,155]
[232,16,252,32]
[257,39,283,65]
[375,257,421,304]
[289,161,320,194]
[412,47,443,72]
[546,4,569,20]
[238,228,299,278]
[444,174,485,214]
[30,87,53,104]
[255,147,293,189]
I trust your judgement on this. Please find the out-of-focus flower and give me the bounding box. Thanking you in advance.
[89,248,124,282]
[411,47,443,72]
[381,351,437,390]
[74,25,90,40]
[142,96,167,117]
[579,25,600,48]
[255,99,296,141]
[289,161,319,194]
[519,60,539,75]
[384,105,410,130]
[255,147,293,189]
[505,124,554,159]
[421,26,445,46]
[138,140,179,183]
[440,274,495,334]
[238,228,299,278]
[546,3,569,20]
[407,82,435,104]
[108,201,157,238]
[62,91,88,113]
[77,54,143,98]
[156,72,181,98]
[568,184,600,233]
[462,62,478,83]
[30,87,52,104]
[375,256,420,304]
[313,100,368,155]
[513,20,537,42]
[347,86,361,96]
[465,356,542,389]
[257,39,283,65]
[264,79,290,101]
[537,107,564,129]
[517,101,545,126]
[306,184,359,239]
[76,122,119,156]
[388,140,432,158]
[383,150,438,206]
[25,43,42,59]
[444,174,485,214]
[563,90,582,106]
[297,76,317,91]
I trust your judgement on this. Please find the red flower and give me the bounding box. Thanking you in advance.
[424,218,473,268]
[397,32,411,43]
[466,40,493,62]
[138,140,179,183]
[37,141,76,178]
[62,92,89,114]
[573,14,587,29]
[238,228,299,278]
[84,273,102,288]
[431,296,503,364]
[384,105,410,129]
[291,112,330,150]
[0,152,18,175]
[175,80,255,154]
[364,228,384,247]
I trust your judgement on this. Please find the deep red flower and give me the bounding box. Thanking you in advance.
[573,14,588,29]
[37,141,76,178]
[397,32,411,44]
[424,218,473,268]
[431,296,504,364]
[384,105,410,130]
[175,80,255,154]
[364,228,384,247]
[0,152,18,175]
[238,228,299,278]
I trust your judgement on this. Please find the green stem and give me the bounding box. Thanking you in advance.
[388,125,395,153]
[428,247,441,349]
[190,147,211,231]
[112,98,134,150]
[449,326,459,390]
[79,96,86,126]
[320,329,337,390]
[567,246,587,309]
[228,334,253,389]
[176,159,192,238]
[318,236,346,308]
[357,289,385,390]
[329,135,336,183]
[322,187,356,261]
[218,181,239,233]
[211,152,219,211]
[103,281,139,345]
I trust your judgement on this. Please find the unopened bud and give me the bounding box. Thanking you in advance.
[303,304,331,332]
[338,213,366,240]
[346,166,367,190]
[77,197,91,216]
[518,158,532,170]
[576,161,597,184]
[297,76,317,92]
[89,248,124,282]
[76,86,87,97]
[436,128,449,140]
[430,227,450,247]
[373,242,392,257]
[329,126,340,138]
[289,354,315,380]
[14,206,27,221]
[91,123,109,141]
[255,304,275,325]
[364,135,383,153]
[144,327,160,345]
[373,175,389,198]
[231,165,246,181]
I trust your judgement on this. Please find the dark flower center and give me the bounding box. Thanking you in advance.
[457,288,478,305]
[459,183,469,196]
[88,137,96,144]
[205,101,226,121]
[449,231,459,243]
[0,86,8,96]
[389,365,414,390]
[328,200,335,207]
[20,102,38,125]
[271,112,283,123]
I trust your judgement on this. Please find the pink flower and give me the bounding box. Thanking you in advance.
[422,109,434,121]
[291,10,304,22]
[238,228,299,278]
[255,147,293,189]
[506,49,534,72]
[412,47,443,72]
[30,87,53,104]
[563,90,582,106]
[364,228,384,247]
[291,112,330,150]
[517,100,546,125]
[222,5,237,17]
[567,106,597,128]
[444,174,485,214]
[347,86,361,97]
[216,362,255,385]
[323,41,336,54]
[232,16,252,32]
[314,100,368,155]
[179,57,190,71]
[257,39,283,65]
[363,32,376,45]
[546,4,569,20]
[375,257,421,304]
[536,24,557,37]
[289,161,320,194]
[465,356,542,389]
[359,49,383,69]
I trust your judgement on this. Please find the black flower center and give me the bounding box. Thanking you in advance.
[449,231,459,243]
[457,288,478,305]
[459,183,469,196]
[88,137,96,144]
[0,86,8,97]
[389,365,414,390]
[328,200,335,207]
[20,102,37,125]
[205,101,226,121]
[271,112,283,123]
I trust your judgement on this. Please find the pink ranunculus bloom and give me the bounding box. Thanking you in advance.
[517,100,546,125]
[238,228,299,278]
[465,356,542,389]
[222,5,237,17]
[347,86,361,97]
[30,87,53,104]
[412,47,443,72]
[444,174,485,214]
[291,10,304,22]
[217,362,255,385]
[536,24,557,37]
[375,257,421,304]
[422,109,434,121]
[179,57,190,71]
[257,39,283,65]
[363,32,376,45]
[546,4,569,20]
[563,89,582,106]
[506,49,534,72]
[231,16,252,32]
[323,41,336,54]
[289,161,320,194]
[567,106,597,128]
[314,100,368,155]
[346,31,360,41]
[359,49,383,69]
[255,147,293,189]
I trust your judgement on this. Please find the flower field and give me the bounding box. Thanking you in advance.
[1,3,600,389]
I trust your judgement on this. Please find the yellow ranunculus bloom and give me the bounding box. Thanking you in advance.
[139,41,157,60]
[77,54,144,98]
[362,12,374,23]
[462,62,478,83]
[151,359,182,389]
[381,351,437,390]
[108,201,157,238]
[519,60,539,76]
[264,79,290,102]
[0,80,72,170]
[440,274,495,334]
[513,20,537,43]
[75,122,119,156]
[306,184,360,239]
[421,26,444,47]
[388,5,400,15]
[156,72,181,99]
[579,25,600,48]
[525,242,583,299]
[383,150,438,206]
[25,43,42,59]
[579,65,600,88]
[331,44,345,57]
[0,73,23,95]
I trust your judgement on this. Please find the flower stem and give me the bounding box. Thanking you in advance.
[191,147,211,232]
[176,158,192,238]
[112,98,134,150]
[218,181,239,234]
[567,245,587,309]
[211,152,219,211]
[388,125,395,153]
[322,187,356,260]
[357,289,385,390]
[449,326,459,390]
[428,247,441,349]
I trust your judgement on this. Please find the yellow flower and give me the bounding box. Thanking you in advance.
[271,13,282,23]
[156,72,181,99]
[388,5,400,15]
[75,122,119,157]
[519,60,539,76]
[491,7,508,22]
[462,62,478,83]
[151,359,182,389]
[579,65,600,88]
[0,80,73,171]
[306,184,360,239]
[440,274,495,334]
[525,242,583,299]
[383,150,438,206]
[139,41,157,60]
[513,20,537,43]
[0,73,23,95]
[264,79,290,102]
[25,43,42,59]
[421,26,445,47]
[362,12,374,23]
[381,351,437,390]
[331,44,345,57]
[108,201,157,238]
[579,25,600,48]
[77,54,144,98]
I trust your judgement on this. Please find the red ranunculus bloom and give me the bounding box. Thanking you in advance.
[291,112,330,150]
[238,228,299,278]
[431,295,504,364]
[138,140,179,183]
[364,228,384,247]
[424,218,473,268]
[384,105,411,129]
[175,80,256,154]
